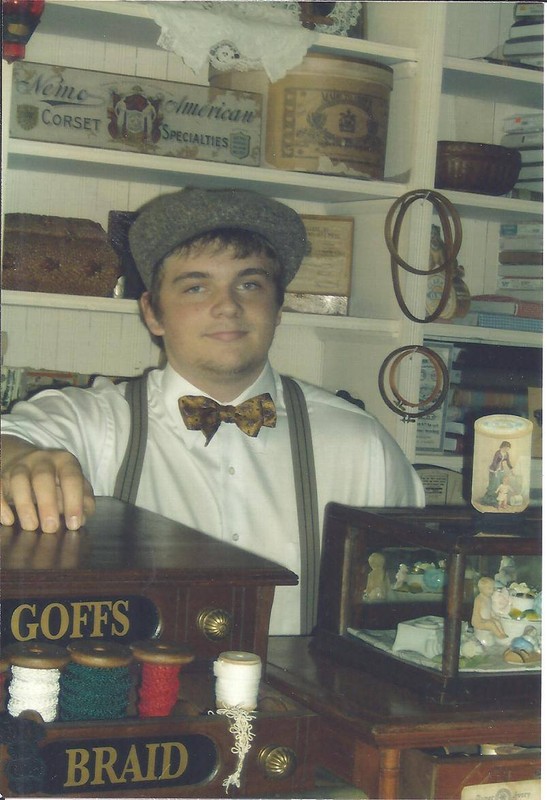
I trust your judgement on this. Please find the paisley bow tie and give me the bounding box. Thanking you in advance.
[178,393,276,446]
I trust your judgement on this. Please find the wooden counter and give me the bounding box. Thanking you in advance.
[266,636,541,799]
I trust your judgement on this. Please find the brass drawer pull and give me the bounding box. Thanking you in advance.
[257,745,297,779]
[197,607,232,640]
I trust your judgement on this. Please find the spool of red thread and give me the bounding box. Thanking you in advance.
[130,641,194,718]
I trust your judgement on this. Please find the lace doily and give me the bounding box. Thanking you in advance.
[148,2,317,81]
[147,2,360,82]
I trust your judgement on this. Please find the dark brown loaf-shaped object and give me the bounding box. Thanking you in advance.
[2,213,121,296]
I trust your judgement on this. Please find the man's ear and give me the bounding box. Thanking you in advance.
[140,291,165,337]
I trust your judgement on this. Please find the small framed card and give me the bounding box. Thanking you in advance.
[285,215,353,313]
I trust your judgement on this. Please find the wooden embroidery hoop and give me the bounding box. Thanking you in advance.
[378,345,449,421]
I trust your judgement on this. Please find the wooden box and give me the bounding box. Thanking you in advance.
[284,215,354,316]
[0,499,319,796]
[400,745,541,800]
[313,504,542,704]
[2,213,120,296]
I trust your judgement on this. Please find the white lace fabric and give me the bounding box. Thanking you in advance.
[147,1,319,82]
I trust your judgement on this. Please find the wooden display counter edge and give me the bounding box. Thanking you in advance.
[265,635,540,800]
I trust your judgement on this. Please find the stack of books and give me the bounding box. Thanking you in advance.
[497,221,543,302]
[451,221,543,333]
[502,2,544,68]
[416,342,540,456]
[501,112,544,199]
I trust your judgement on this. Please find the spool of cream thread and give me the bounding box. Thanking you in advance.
[213,651,262,711]
[6,642,70,723]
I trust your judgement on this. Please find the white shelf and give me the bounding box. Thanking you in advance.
[2,290,401,337]
[8,139,409,204]
[10,138,543,215]
[442,57,543,108]
[432,189,543,221]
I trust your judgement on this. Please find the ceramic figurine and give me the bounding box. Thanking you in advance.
[495,555,516,588]
[491,586,511,617]
[471,576,507,642]
[504,625,541,665]
[363,552,390,601]
[394,563,408,591]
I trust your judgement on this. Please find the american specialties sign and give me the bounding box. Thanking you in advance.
[10,61,262,166]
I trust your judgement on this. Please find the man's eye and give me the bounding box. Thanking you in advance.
[185,284,204,294]
[240,280,261,290]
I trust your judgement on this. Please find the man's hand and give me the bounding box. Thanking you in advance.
[1,436,95,532]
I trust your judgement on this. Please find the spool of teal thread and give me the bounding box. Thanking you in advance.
[59,642,133,722]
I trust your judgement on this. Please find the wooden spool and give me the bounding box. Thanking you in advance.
[6,642,70,670]
[130,640,195,666]
[67,641,133,668]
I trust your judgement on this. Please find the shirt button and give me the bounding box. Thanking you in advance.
[232,533,239,542]
[228,466,236,475]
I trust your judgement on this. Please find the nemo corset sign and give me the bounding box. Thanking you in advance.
[10,61,262,166]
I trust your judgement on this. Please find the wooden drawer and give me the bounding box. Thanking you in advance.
[400,745,541,800]
[0,678,318,797]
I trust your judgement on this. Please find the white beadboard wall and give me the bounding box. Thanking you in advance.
[3,301,326,384]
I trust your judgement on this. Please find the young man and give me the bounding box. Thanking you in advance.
[1,187,424,634]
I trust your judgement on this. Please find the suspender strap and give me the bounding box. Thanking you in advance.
[113,373,320,633]
[113,375,148,504]
[281,375,320,635]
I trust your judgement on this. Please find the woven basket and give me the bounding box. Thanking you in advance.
[435,141,522,196]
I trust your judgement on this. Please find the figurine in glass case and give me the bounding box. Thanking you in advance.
[471,576,507,642]
[495,555,516,588]
[504,625,541,665]
[363,552,390,601]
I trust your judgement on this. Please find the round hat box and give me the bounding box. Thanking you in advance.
[211,54,393,178]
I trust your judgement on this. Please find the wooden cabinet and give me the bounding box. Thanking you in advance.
[0,499,319,797]
[267,636,541,800]
[1,1,543,458]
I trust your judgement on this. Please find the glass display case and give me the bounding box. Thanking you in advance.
[313,504,541,704]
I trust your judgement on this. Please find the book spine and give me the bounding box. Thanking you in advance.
[452,388,528,410]
[519,148,544,164]
[515,301,544,319]
[499,222,543,236]
[500,131,543,148]
[503,38,544,56]
[499,236,543,250]
[507,23,544,39]
[498,276,543,291]
[514,3,545,18]
[503,112,544,133]
[499,250,543,265]
[477,313,542,332]
[518,164,544,180]
[498,263,543,278]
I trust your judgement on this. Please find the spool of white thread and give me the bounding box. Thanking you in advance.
[8,666,62,722]
[213,651,261,711]
[6,642,69,723]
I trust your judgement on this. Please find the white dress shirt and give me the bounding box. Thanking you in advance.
[2,362,424,633]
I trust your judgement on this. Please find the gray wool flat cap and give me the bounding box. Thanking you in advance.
[129,187,308,289]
